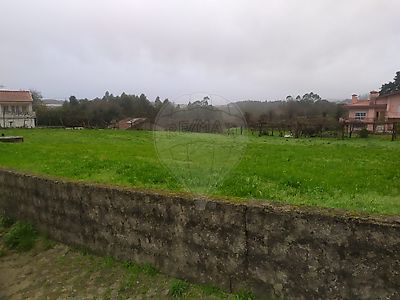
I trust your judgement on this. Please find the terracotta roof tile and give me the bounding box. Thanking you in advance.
[344,101,369,107]
[0,90,33,103]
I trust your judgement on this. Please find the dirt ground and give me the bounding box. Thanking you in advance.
[0,242,121,300]
[0,228,236,300]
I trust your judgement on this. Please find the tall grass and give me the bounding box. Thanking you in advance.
[3,221,37,251]
[0,129,399,214]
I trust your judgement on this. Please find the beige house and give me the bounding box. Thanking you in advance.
[0,90,36,128]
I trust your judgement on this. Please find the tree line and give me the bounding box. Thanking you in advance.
[34,91,169,128]
[33,90,346,129]
[237,92,345,126]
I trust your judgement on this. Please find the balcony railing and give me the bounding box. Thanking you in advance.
[1,112,36,118]
[387,112,400,119]
[346,115,400,123]
[346,117,376,123]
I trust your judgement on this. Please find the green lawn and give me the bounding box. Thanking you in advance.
[0,129,399,215]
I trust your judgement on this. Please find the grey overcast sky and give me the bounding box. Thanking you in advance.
[0,0,399,102]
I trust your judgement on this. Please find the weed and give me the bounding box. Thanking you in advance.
[118,273,137,293]
[235,289,256,300]
[168,279,190,298]
[103,288,112,300]
[74,245,93,256]
[200,284,224,296]
[0,216,14,228]
[41,236,56,250]
[123,261,159,277]
[3,221,37,251]
[102,256,117,268]
[0,248,6,257]
[141,263,159,276]
[123,261,141,275]
[235,290,256,300]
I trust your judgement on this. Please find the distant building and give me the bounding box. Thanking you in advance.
[0,90,36,128]
[344,90,400,132]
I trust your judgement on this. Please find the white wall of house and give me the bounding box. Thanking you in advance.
[0,103,36,128]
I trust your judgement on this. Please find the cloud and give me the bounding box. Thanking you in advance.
[1,0,399,101]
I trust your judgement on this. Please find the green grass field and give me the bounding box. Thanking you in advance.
[1,129,399,215]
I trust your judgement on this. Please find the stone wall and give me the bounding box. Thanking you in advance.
[0,169,399,299]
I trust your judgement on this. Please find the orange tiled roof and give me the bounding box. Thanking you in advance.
[347,101,369,106]
[0,90,33,103]
[344,100,369,108]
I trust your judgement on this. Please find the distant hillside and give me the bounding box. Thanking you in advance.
[234,97,344,124]
[42,99,64,107]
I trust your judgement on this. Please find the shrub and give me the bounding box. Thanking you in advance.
[358,128,369,138]
[168,279,190,298]
[3,222,37,251]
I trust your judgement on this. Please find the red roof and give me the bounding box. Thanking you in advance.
[344,100,369,109]
[0,90,33,103]
[349,100,370,106]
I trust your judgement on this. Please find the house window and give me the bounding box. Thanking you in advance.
[355,112,366,120]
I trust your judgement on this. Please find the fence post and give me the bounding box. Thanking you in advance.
[392,123,397,141]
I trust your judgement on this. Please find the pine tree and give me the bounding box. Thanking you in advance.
[380,71,400,95]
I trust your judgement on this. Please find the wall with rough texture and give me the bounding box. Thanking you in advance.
[0,169,399,299]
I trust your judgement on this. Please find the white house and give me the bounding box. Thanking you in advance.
[0,90,36,128]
